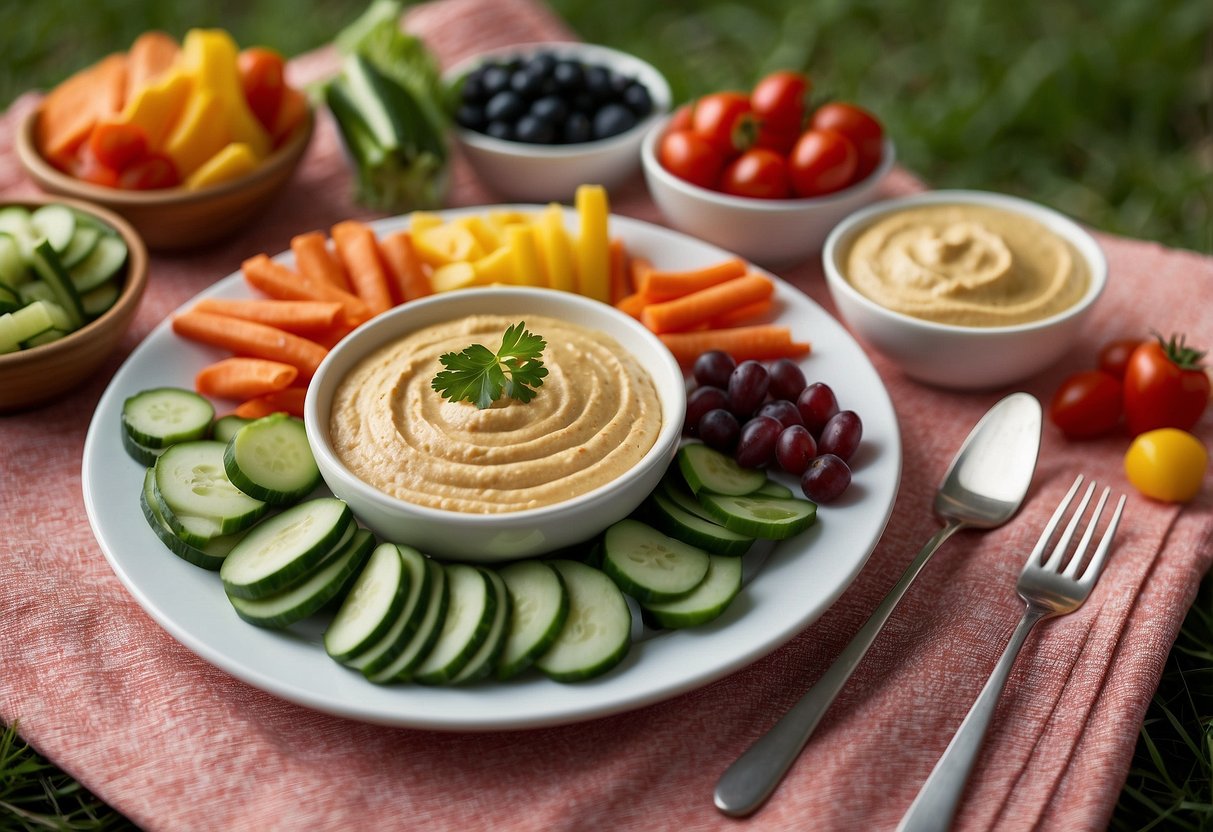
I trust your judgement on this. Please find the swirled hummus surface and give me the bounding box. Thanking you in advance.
[844,203,1089,326]
[330,314,661,513]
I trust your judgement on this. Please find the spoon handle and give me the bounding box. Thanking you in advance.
[714,519,966,818]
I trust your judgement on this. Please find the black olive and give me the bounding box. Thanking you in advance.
[526,52,558,79]
[515,114,557,144]
[571,91,596,114]
[562,112,593,144]
[460,68,487,104]
[583,65,612,99]
[480,65,511,97]
[485,120,515,141]
[509,68,545,98]
[592,103,638,140]
[622,82,653,117]
[530,95,569,124]
[485,90,526,122]
[455,103,487,131]
[607,71,631,97]
[552,60,584,92]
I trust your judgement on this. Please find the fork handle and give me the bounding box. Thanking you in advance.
[896,605,1050,832]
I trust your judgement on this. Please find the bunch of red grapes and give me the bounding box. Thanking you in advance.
[685,350,863,502]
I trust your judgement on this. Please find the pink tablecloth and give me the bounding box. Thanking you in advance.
[2,1,1211,829]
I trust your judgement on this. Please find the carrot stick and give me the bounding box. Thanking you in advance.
[192,297,343,334]
[639,257,747,302]
[291,231,351,292]
[36,53,128,167]
[379,231,433,304]
[331,220,393,315]
[242,253,370,326]
[233,388,308,419]
[614,293,647,320]
[172,310,328,380]
[629,257,653,295]
[304,324,357,351]
[658,325,811,366]
[608,238,630,305]
[195,357,298,400]
[124,31,179,102]
[709,298,774,328]
[641,274,775,334]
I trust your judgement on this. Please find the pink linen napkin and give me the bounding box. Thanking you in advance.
[2,0,1211,829]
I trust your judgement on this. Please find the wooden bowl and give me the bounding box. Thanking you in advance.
[0,196,148,412]
[15,107,313,251]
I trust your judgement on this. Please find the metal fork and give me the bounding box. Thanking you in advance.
[897,475,1126,832]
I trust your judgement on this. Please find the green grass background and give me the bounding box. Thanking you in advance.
[2,1,1211,829]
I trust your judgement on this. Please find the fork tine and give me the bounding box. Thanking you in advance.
[1025,475,1084,569]
[1077,492,1127,586]
[1062,486,1110,578]
[1042,480,1095,571]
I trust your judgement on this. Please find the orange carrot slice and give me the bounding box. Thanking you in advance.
[172,310,328,380]
[641,274,775,334]
[639,258,747,302]
[192,297,343,334]
[658,325,810,366]
[195,357,298,400]
[331,221,393,315]
[124,31,180,102]
[709,298,774,328]
[233,387,308,419]
[608,238,630,305]
[291,231,350,292]
[36,53,128,167]
[614,292,647,320]
[242,253,370,327]
[379,231,433,304]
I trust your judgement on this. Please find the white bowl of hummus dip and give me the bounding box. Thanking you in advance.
[822,189,1107,390]
[305,287,685,561]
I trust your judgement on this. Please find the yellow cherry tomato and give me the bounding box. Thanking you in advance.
[1124,428,1208,503]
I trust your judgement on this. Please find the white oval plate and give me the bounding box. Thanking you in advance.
[82,208,901,731]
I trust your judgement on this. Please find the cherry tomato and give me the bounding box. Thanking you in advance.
[751,70,810,133]
[118,153,180,190]
[1048,370,1123,439]
[721,148,791,199]
[810,102,884,180]
[1098,338,1144,379]
[753,122,800,155]
[71,145,120,188]
[87,122,148,171]
[668,103,693,133]
[788,128,857,197]
[692,92,753,155]
[239,47,286,131]
[1124,428,1208,503]
[658,128,726,190]
[1123,333,1211,436]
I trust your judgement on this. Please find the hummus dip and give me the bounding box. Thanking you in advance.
[330,314,661,514]
[844,203,1089,326]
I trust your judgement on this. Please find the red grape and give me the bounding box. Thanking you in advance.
[817,410,862,461]
[728,360,770,417]
[775,424,817,474]
[735,415,782,468]
[685,385,729,435]
[698,409,741,452]
[693,350,736,389]
[801,454,851,502]
[767,358,807,401]
[757,399,804,429]
[796,382,839,435]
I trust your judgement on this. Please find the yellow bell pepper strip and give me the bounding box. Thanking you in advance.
[124,31,180,102]
[163,88,229,179]
[413,224,483,267]
[180,29,270,159]
[429,262,477,292]
[471,247,514,286]
[118,67,192,149]
[185,142,258,190]
[535,203,577,293]
[454,215,501,253]
[575,184,610,302]
[506,224,546,287]
[409,211,444,233]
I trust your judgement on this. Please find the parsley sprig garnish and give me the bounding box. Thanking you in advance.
[431,322,549,409]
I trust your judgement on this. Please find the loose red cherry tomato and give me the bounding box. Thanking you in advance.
[668,103,693,133]
[751,70,810,133]
[1049,370,1123,439]
[788,128,857,197]
[118,153,180,190]
[721,148,792,199]
[692,92,753,155]
[239,47,287,131]
[87,122,149,171]
[71,145,121,188]
[1123,333,1211,436]
[658,128,726,190]
[1098,338,1144,380]
[810,102,884,180]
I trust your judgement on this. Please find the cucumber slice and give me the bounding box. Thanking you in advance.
[450,569,511,685]
[535,559,632,682]
[0,233,27,286]
[0,207,35,260]
[30,204,75,254]
[69,234,127,293]
[139,468,244,571]
[755,480,795,499]
[16,280,55,306]
[649,486,754,557]
[21,329,66,349]
[345,544,431,674]
[602,519,710,603]
[0,301,54,347]
[368,560,449,684]
[677,444,766,496]
[80,279,120,318]
[0,280,19,312]
[495,560,569,680]
[123,387,214,449]
[642,554,743,629]
[29,239,83,329]
[223,414,321,505]
[220,497,351,599]
[323,540,407,661]
[151,487,228,547]
[121,429,167,466]
[698,492,817,540]
[228,528,375,629]
[60,225,100,269]
[154,441,267,535]
[412,564,496,685]
[212,415,252,443]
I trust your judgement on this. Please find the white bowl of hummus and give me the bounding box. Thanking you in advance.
[822,189,1107,390]
[305,287,685,561]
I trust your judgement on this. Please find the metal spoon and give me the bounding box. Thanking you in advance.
[714,391,1043,818]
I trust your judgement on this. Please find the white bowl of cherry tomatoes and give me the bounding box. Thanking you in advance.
[641,69,894,267]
